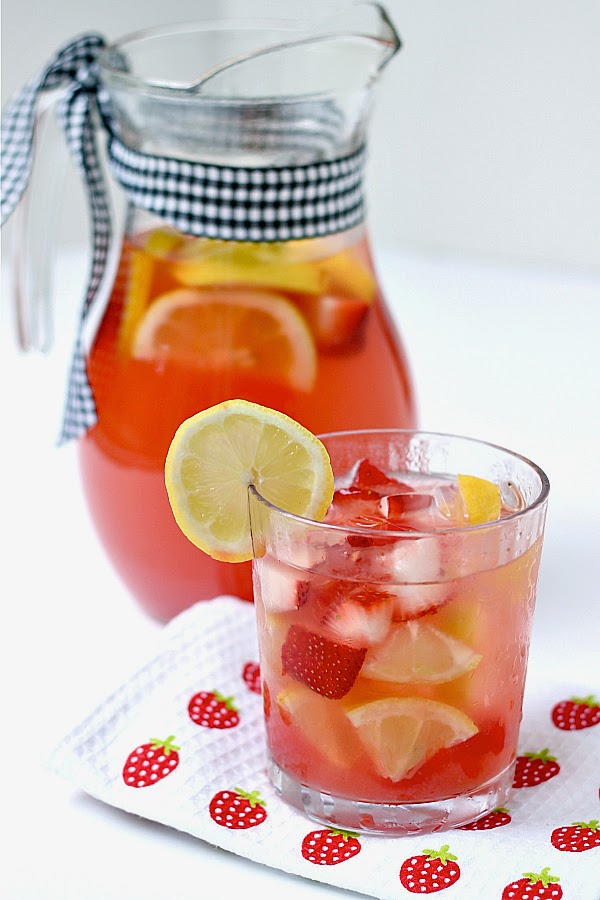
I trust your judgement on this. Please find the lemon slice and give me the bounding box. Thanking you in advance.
[118,229,184,354]
[362,622,481,684]
[131,288,317,391]
[276,685,361,767]
[346,697,478,782]
[457,474,502,525]
[164,399,334,561]
[173,257,323,295]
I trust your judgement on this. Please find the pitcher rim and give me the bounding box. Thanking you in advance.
[97,3,401,97]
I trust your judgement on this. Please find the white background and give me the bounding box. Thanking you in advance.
[1,2,599,898]
[1,246,599,899]
[2,0,599,270]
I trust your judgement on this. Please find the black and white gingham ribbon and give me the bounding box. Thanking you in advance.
[1,34,366,443]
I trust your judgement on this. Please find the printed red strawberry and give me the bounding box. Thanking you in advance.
[301,828,361,865]
[242,661,261,694]
[399,845,461,894]
[188,690,239,729]
[321,584,394,647]
[122,735,180,788]
[513,748,560,788]
[209,787,267,829]
[551,695,600,730]
[551,820,600,852]
[501,867,562,900]
[459,807,511,830]
[281,624,366,699]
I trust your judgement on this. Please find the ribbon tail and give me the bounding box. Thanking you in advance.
[58,336,98,444]
[0,79,41,224]
[57,83,113,444]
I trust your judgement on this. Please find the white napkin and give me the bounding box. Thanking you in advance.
[49,597,599,900]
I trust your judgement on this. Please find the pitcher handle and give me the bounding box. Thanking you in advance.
[12,93,67,353]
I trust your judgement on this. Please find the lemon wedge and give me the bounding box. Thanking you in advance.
[457,474,502,525]
[276,685,361,767]
[346,697,478,782]
[361,621,481,684]
[164,400,334,561]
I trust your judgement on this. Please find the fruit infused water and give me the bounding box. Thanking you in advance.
[250,430,549,834]
[80,225,415,620]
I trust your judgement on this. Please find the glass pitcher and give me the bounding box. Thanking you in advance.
[9,3,417,620]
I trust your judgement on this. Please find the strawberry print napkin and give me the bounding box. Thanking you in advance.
[49,597,600,900]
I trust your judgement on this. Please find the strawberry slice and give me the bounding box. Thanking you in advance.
[326,488,383,523]
[351,459,411,494]
[320,584,394,647]
[281,624,366,699]
[295,288,371,352]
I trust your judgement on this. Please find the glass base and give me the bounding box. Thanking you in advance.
[268,756,515,836]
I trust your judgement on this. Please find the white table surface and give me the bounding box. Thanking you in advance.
[1,244,599,899]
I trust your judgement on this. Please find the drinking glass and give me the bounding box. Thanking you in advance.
[249,429,549,834]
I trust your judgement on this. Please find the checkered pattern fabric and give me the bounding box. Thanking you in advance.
[108,137,366,243]
[1,34,367,443]
[1,34,109,442]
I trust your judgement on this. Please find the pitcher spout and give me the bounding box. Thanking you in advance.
[189,2,401,97]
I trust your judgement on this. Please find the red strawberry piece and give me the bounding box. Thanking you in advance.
[321,585,394,647]
[296,580,311,608]
[352,459,408,493]
[551,695,600,730]
[551,820,600,852]
[501,867,563,900]
[263,679,272,720]
[122,735,180,788]
[399,845,461,894]
[513,749,560,788]
[301,828,361,865]
[328,488,387,528]
[326,486,410,548]
[188,690,239,729]
[242,661,261,694]
[459,807,511,830]
[332,487,381,507]
[209,788,267,829]
[281,624,366,699]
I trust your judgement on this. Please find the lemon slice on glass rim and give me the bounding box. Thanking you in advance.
[164,400,334,562]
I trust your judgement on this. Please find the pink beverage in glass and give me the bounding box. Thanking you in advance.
[249,430,549,834]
